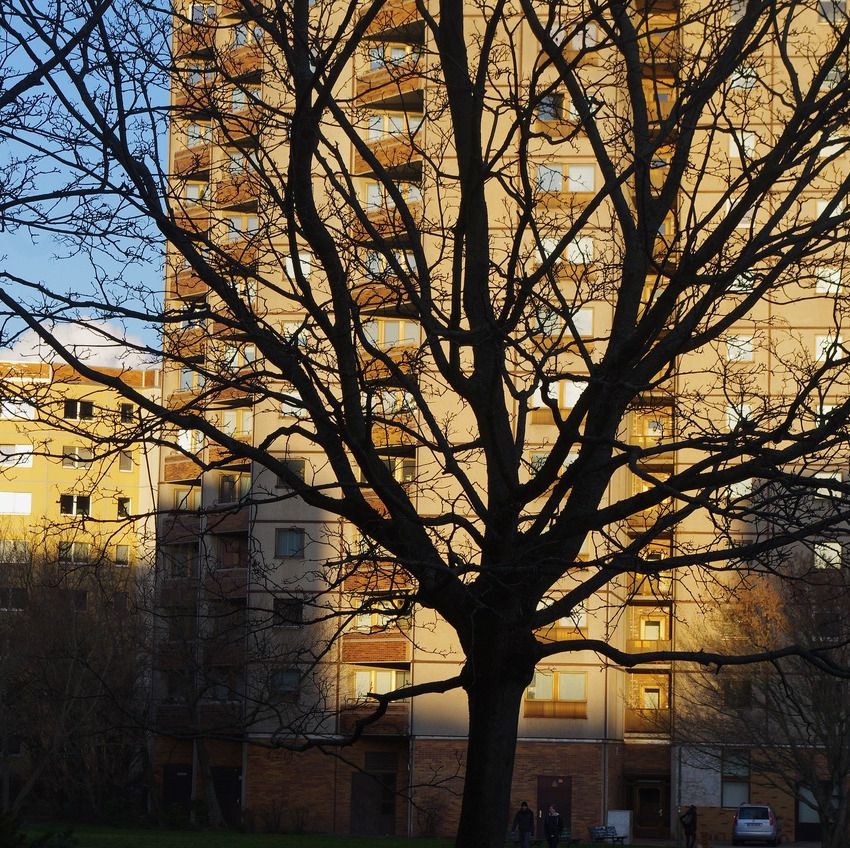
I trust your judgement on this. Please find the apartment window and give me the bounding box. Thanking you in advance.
[554,600,587,631]
[227,149,257,175]
[115,544,130,566]
[363,318,419,348]
[276,458,306,487]
[0,540,29,563]
[534,307,561,336]
[0,588,27,611]
[727,478,753,500]
[275,528,305,558]
[190,3,215,22]
[730,272,754,293]
[380,455,416,483]
[353,666,410,699]
[642,686,661,709]
[184,182,208,204]
[0,445,33,468]
[62,446,93,469]
[60,494,90,516]
[117,497,131,519]
[284,252,312,280]
[58,541,90,563]
[186,122,211,146]
[219,473,250,503]
[730,65,758,90]
[230,85,258,112]
[280,390,306,418]
[570,23,597,50]
[174,488,195,510]
[816,266,842,294]
[365,182,384,210]
[721,751,750,807]
[63,399,94,420]
[220,408,252,437]
[726,402,753,429]
[729,130,756,158]
[525,670,588,718]
[726,335,754,361]
[0,400,34,420]
[816,198,844,218]
[729,0,745,22]
[0,492,32,515]
[537,93,564,121]
[816,334,843,361]
[818,1,844,23]
[177,429,202,452]
[119,403,136,423]
[566,236,594,263]
[270,669,301,697]
[119,450,134,472]
[227,214,259,241]
[815,540,843,569]
[567,164,595,192]
[536,164,563,193]
[274,597,304,627]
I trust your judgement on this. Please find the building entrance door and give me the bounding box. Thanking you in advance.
[627,777,670,839]
[536,775,572,840]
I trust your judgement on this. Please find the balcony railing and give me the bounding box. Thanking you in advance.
[624,707,671,734]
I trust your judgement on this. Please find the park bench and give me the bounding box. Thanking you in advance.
[588,824,626,844]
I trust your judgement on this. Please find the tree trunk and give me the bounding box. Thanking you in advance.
[454,624,536,848]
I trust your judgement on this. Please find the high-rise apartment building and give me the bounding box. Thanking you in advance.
[155,0,850,841]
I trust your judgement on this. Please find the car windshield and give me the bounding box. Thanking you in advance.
[739,807,769,820]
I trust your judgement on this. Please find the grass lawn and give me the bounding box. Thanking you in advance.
[22,826,455,848]
[21,825,675,848]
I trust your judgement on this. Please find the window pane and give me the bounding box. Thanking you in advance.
[528,671,553,700]
[558,672,586,701]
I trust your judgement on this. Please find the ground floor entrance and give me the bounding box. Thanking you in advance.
[627,776,671,840]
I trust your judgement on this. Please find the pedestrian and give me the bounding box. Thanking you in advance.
[511,800,535,848]
[680,804,697,848]
[544,804,563,848]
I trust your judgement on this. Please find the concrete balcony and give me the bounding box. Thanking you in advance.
[171,268,209,300]
[217,174,259,209]
[342,632,412,663]
[339,701,410,736]
[172,22,216,58]
[356,58,423,105]
[354,134,423,177]
[163,453,203,484]
[173,145,211,176]
[222,44,263,78]
[364,0,421,35]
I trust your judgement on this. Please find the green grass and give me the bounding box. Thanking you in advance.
[22,826,454,848]
[22,825,674,848]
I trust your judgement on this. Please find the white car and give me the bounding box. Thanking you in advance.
[732,804,781,846]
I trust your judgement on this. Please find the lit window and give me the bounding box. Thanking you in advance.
[353,666,410,699]
[275,528,305,557]
[566,236,594,263]
[60,494,90,516]
[816,266,842,294]
[284,252,312,280]
[526,670,587,703]
[642,686,661,709]
[729,130,756,158]
[567,164,595,192]
[0,400,34,420]
[726,402,753,429]
[0,445,33,468]
[115,544,130,566]
[0,492,32,515]
[727,478,753,500]
[815,540,842,569]
[536,164,563,193]
[816,334,843,361]
[726,335,754,361]
[730,65,758,90]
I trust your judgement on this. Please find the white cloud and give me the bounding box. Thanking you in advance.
[0,320,156,369]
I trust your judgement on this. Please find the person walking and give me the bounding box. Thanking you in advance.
[511,801,535,848]
[680,804,698,848]
[544,804,563,848]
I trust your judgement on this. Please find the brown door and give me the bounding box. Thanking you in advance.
[628,777,670,839]
[350,771,397,836]
[536,775,572,839]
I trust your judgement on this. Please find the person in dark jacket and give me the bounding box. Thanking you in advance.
[544,804,563,848]
[680,804,697,848]
[512,801,535,848]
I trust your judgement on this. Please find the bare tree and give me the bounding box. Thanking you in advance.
[0,534,144,819]
[4,0,850,844]
[676,568,850,848]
